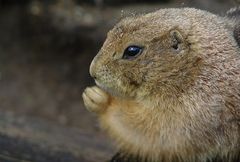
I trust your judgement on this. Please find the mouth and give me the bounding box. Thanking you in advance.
[95,80,111,93]
[95,80,104,89]
[95,80,121,97]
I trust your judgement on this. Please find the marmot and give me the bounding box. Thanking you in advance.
[82,8,240,162]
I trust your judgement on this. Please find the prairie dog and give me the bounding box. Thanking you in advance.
[83,8,240,162]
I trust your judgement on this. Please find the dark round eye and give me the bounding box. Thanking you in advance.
[122,45,143,59]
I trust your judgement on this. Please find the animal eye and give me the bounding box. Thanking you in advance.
[122,45,143,59]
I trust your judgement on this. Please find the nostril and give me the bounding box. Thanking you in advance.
[90,71,97,79]
[90,70,97,80]
[92,75,97,80]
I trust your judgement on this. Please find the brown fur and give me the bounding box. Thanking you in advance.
[83,8,240,162]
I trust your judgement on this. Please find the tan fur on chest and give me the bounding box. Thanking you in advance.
[99,95,223,160]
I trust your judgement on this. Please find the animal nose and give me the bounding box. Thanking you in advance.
[89,59,97,79]
[92,75,97,80]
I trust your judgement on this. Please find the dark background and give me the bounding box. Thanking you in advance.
[0,0,237,161]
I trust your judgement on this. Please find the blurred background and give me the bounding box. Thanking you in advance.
[0,0,237,161]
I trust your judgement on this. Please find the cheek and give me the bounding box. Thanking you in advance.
[114,67,142,96]
[122,71,140,87]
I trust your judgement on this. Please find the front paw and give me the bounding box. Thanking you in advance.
[82,86,110,113]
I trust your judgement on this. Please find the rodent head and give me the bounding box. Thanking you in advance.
[90,8,230,101]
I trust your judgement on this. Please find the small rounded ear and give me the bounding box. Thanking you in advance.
[170,30,184,51]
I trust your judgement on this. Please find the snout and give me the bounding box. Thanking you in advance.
[89,56,97,80]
